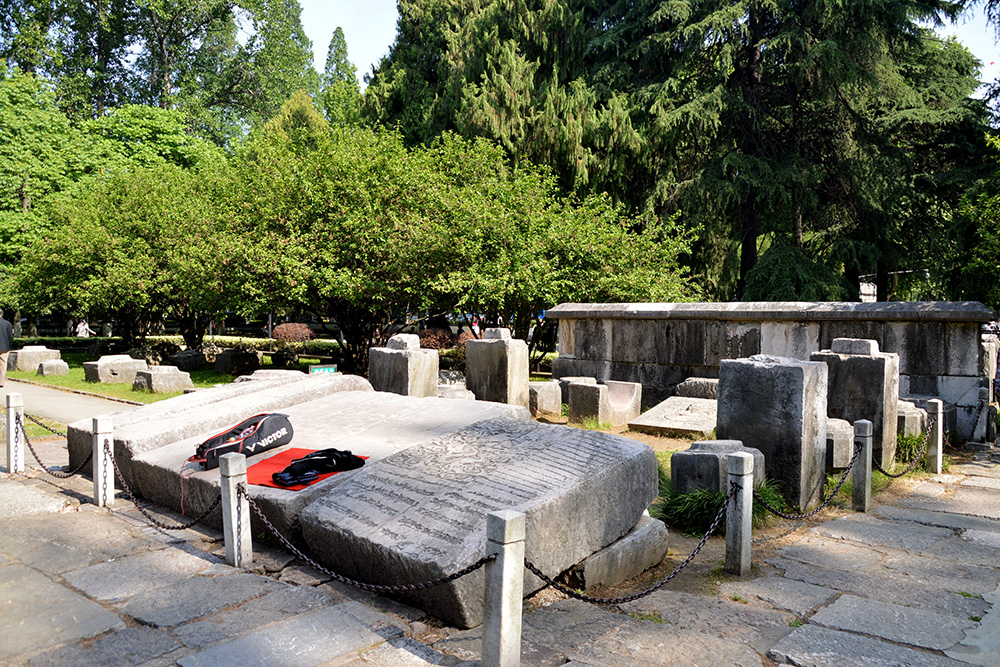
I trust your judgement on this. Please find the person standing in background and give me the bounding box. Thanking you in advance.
[0,308,13,387]
[75,319,96,337]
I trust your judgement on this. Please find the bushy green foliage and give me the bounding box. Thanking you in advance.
[651,474,789,535]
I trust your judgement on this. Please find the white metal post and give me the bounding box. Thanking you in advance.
[482,510,525,667]
[92,416,114,506]
[220,452,252,567]
[725,452,753,576]
[852,419,873,512]
[926,399,943,474]
[5,393,24,473]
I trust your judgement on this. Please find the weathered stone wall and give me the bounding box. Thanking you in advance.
[548,302,995,440]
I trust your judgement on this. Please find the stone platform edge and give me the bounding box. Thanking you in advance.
[547,301,996,322]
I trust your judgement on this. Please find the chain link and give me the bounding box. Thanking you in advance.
[874,414,936,479]
[238,484,495,593]
[104,440,221,530]
[523,482,736,606]
[15,413,92,478]
[753,439,864,521]
[23,412,68,438]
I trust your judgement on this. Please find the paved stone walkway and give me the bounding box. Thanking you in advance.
[2,420,999,665]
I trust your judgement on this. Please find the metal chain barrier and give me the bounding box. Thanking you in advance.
[753,439,864,521]
[23,412,68,438]
[105,440,221,530]
[238,484,495,593]
[874,414,936,479]
[16,413,92,479]
[522,482,736,606]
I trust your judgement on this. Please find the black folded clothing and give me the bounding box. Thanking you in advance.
[271,448,366,487]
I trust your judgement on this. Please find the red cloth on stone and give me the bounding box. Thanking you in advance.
[245,447,367,491]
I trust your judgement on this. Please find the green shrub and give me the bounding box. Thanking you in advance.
[651,476,789,535]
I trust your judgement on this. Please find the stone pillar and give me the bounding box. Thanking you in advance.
[810,338,899,470]
[725,452,754,577]
[926,399,943,474]
[466,328,529,409]
[220,452,253,568]
[482,510,525,667]
[717,355,828,510]
[92,416,114,507]
[368,334,439,398]
[971,387,991,446]
[852,420,872,513]
[5,393,24,474]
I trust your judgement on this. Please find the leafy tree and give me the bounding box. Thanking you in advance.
[320,27,361,126]
[15,163,239,347]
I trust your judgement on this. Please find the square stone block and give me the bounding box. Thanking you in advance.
[133,366,194,393]
[465,337,529,408]
[811,342,899,469]
[8,346,61,371]
[897,400,927,438]
[529,379,562,417]
[717,355,827,510]
[826,418,854,469]
[564,513,669,592]
[569,381,641,428]
[368,347,439,398]
[37,359,69,376]
[83,355,149,384]
[670,440,765,495]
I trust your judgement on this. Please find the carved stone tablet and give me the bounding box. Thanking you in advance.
[299,418,657,628]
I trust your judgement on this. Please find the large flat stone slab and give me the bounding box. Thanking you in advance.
[130,391,530,536]
[769,624,968,667]
[812,513,953,551]
[173,586,332,649]
[300,418,658,628]
[718,576,838,615]
[120,573,283,627]
[27,627,180,667]
[177,602,406,667]
[0,479,70,518]
[0,564,125,661]
[67,373,374,484]
[896,486,1000,520]
[62,546,217,602]
[809,594,975,651]
[627,396,716,437]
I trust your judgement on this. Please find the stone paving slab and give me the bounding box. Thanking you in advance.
[62,545,218,602]
[121,572,284,627]
[0,479,71,518]
[345,637,474,666]
[949,461,1000,479]
[945,581,1000,666]
[619,588,795,653]
[812,513,953,551]
[963,529,1000,548]
[808,594,976,651]
[27,627,181,667]
[897,485,1000,519]
[718,576,838,615]
[768,624,968,667]
[435,598,767,666]
[767,557,991,619]
[0,564,125,661]
[176,602,406,667]
[928,473,965,484]
[921,535,1000,568]
[173,585,332,649]
[961,475,1000,490]
[873,505,1000,534]
[0,510,163,575]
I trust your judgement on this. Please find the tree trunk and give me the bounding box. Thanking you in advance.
[736,7,765,298]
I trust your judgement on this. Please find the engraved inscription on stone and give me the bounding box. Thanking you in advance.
[300,418,657,627]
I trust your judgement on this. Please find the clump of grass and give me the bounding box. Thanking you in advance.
[651,476,790,534]
[577,416,612,431]
[896,432,927,464]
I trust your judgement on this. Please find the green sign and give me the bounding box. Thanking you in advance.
[309,364,339,374]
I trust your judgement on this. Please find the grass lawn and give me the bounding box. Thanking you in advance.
[7,351,326,404]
